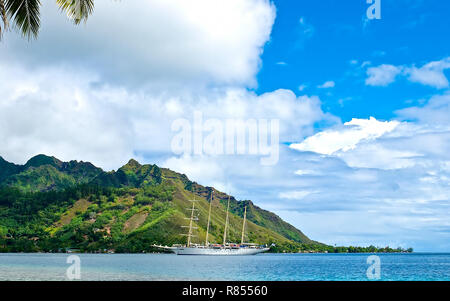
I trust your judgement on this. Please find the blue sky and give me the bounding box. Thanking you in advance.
[1,0,450,251]
[258,0,450,122]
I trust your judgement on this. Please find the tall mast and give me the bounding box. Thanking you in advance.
[187,200,195,247]
[223,195,230,245]
[241,206,247,245]
[205,190,213,246]
[181,197,198,247]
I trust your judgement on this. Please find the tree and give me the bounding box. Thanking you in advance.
[0,0,94,40]
[0,225,8,237]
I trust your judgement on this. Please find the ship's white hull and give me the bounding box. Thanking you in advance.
[170,247,270,256]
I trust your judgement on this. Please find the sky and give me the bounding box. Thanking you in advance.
[1,0,450,251]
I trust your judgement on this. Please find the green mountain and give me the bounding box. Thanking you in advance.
[0,155,411,253]
[0,156,23,183]
[0,155,317,252]
[91,159,162,188]
[1,154,102,192]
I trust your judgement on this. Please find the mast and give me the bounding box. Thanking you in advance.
[241,206,247,245]
[223,195,230,245]
[205,190,213,246]
[181,198,198,247]
[187,201,195,247]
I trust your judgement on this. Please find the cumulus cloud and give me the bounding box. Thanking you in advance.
[365,64,402,86]
[396,93,450,123]
[0,64,135,169]
[335,138,422,170]
[1,0,275,88]
[0,63,334,171]
[290,117,400,155]
[365,57,450,88]
[405,58,450,89]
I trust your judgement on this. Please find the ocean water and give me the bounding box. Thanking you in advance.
[0,253,449,281]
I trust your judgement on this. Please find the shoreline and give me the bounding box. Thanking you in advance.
[0,251,422,255]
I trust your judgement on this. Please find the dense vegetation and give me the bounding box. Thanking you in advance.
[0,155,413,253]
[0,183,178,252]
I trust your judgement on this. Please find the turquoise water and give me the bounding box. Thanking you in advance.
[0,253,449,281]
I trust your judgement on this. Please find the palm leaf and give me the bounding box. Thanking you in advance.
[0,0,9,38]
[5,0,41,39]
[56,0,94,25]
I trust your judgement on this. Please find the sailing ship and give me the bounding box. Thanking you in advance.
[154,191,270,255]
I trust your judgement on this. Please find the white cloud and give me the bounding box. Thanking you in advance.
[405,58,450,89]
[294,169,318,176]
[336,141,421,170]
[1,0,275,88]
[365,64,402,86]
[396,93,450,124]
[290,117,400,155]
[164,155,225,188]
[0,63,334,171]
[317,81,335,89]
[365,57,450,88]
[0,65,135,169]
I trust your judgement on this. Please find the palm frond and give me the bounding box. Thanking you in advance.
[5,0,41,39]
[56,0,94,25]
[0,0,9,38]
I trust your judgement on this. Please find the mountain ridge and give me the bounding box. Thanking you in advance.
[0,154,317,252]
[1,154,103,192]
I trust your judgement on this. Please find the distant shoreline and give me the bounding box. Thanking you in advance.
[0,251,416,255]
